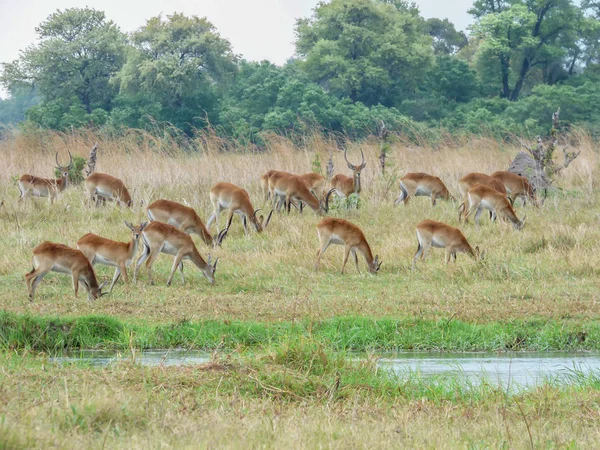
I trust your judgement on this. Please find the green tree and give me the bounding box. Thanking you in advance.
[425,18,468,55]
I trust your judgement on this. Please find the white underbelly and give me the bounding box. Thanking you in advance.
[92,254,118,267]
[329,234,345,245]
[431,236,446,248]
[95,187,115,199]
[415,186,431,196]
[161,242,179,256]
[51,263,72,274]
[480,199,495,211]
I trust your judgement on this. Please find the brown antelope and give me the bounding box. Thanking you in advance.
[207,182,273,234]
[330,149,366,198]
[76,221,148,292]
[458,173,508,222]
[491,171,538,206]
[394,173,452,206]
[147,199,227,247]
[463,184,526,231]
[85,172,132,207]
[18,151,73,202]
[298,172,327,212]
[270,173,334,215]
[261,170,286,202]
[315,218,382,274]
[25,242,108,301]
[133,221,218,286]
[413,220,484,269]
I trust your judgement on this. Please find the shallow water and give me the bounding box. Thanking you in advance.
[51,348,211,367]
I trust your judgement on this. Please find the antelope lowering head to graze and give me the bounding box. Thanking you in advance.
[490,171,539,207]
[270,173,334,215]
[77,221,148,292]
[413,220,484,270]
[85,172,132,207]
[207,182,273,235]
[134,221,218,286]
[457,172,508,222]
[463,184,526,231]
[315,218,382,274]
[394,173,452,207]
[298,172,327,212]
[330,149,366,198]
[25,242,108,301]
[18,151,73,203]
[147,199,227,247]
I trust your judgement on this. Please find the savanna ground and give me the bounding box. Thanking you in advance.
[1,129,600,448]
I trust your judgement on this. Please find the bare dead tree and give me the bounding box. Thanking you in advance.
[378,120,389,175]
[326,150,334,180]
[85,142,98,177]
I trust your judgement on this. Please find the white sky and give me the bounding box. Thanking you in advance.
[0,0,473,98]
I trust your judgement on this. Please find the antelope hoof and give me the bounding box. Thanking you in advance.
[166,281,171,287]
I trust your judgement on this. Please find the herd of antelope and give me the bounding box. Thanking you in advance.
[18,148,538,301]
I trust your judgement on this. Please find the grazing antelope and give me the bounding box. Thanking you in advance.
[412,220,483,269]
[491,171,538,206]
[270,173,334,215]
[315,218,382,274]
[25,242,108,301]
[18,151,73,202]
[261,170,286,202]
[330,149,366,198]
[76,221,148,292]
[394,173,452,206]
[85,172,132,207]
[147,199,227,247]
[133,221,218,286]
[463,184,526,231]
[207,182,273,234]
[458,173,507,221]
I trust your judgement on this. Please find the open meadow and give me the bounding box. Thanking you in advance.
[1,129,600,448]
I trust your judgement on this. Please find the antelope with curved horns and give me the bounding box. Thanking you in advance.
[330,149,366,198]
[412,220,484,270]
[394,173,452,207]
[315,218,382,274]
[299,172,327,212]
[25,242,108,301]
[457,172,508,222]
[133,221,218,286]
[491,171,539,207]
[147,199,227,247]
[85,172,133,207]
[207,182,273,234]
[76,221,149,292]
[18,151,73,203]
[270,172,334,215]
[463,184,526,231]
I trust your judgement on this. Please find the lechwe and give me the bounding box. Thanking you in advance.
[315,218,382,274]
[85,172,132,207]
[25,242,108,301]
[147,199,227,247]
[394,173,452,206]
[412,220,484,269]
[133,221,218,286]
[330,149,366,198]
[463,184,526,231]
[261,170,290,202]
[270,173,334,215]
[457,172,508,221]
[76,221,148,292]
[18,151,73,203]
[491,171,539,206]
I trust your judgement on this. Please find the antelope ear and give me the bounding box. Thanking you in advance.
[213,257,219,271]
[360,163,367,170]
[480,250,487,260]
[347,162,355,171]
[207,253,212,265]
[124,221,133,230]
[140,221,149,230]
[521,215,527,224]
[99,280,109,290]
[475,245,480,254]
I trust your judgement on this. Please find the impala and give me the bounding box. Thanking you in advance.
[394,173,452,206]
[412,220,483,269]
[18,151,73,202]
[147,199,227,246]
[134,221,218,286]
[458,172,508,221]
[463,184,526,230]
[330,149,366,198]
[25,242,108,301]
[491,171,538,206]
[85,172,132,207]
[315,218,382,274]
[77,221,148,292]
[270,173,334,215]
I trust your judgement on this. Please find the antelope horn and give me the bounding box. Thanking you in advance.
[253,208,261,218]
[55,151,61,167]
[360,148,365,167]
[67,150,73,168]
[344,148,351,165]
[325,188,336,212]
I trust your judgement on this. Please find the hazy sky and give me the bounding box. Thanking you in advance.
[0,0,473,97]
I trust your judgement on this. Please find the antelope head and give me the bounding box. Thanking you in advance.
[251,208,274,232]
[55,150,73,180]
[88,280,109,301]
[369,255,383,274]
[514,215,526,231]
[344,148,366,194]
[204,254,219,284]
[124,220,148,241]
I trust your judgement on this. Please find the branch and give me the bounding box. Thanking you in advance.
[85,142,98,177]
[554,145,581,175]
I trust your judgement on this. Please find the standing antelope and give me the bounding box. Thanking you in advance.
[413,220,483,269]
[270,173,334,215]
[25,242,108,301]
[330,149,366,198]
[207,182,273,234]
[395,173,452,206]
[76,221,148,292]
[18,151,73,203]
[491,171,538,206]
[261,170,287,202]
[315,218,382,274]
[463,185,526,230]
[147,199,227,246]
[458,173,508,222]
[85,172,132,207]
[134,221,218,286]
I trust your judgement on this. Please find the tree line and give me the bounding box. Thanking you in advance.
[1,0,600,142]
